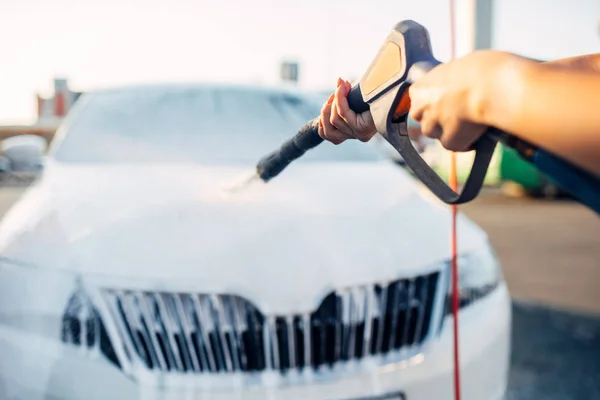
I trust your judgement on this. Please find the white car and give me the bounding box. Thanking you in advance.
[0,83,510,400]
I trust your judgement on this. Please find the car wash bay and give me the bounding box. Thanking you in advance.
[0,185,598,399]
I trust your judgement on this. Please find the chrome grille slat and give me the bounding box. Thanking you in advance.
[340,290,351,360]
[286,316,296,369]
[125,293,160,369]
[303,313,311,368]
[173,294,202,372]
[211,295,233,372]
[222,296,241,372]
[104,291,140,365]
[200,296,224,371]
[262,317,273,370]
[184,294,211,371]
[348,288,361,360]
[362,285,375,357]
[268,316,280,371]
[357,287,367,357]
[101,272,440,376]
[191,295,217,372]
[136,293,169,371]
[231,298,248,370]
[154,293,185,372]
[148,294,178,370]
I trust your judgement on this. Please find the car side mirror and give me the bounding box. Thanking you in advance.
[1,135,47,172]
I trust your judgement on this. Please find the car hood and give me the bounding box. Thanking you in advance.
[0,161,488,314]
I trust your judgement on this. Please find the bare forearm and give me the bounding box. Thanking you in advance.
[480,58,600,176]
[546,53,600,72]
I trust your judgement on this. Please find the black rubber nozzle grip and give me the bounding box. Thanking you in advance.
[256,118,323,181]
[256,84,369,182]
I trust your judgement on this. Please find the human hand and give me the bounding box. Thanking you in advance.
[318,77,377,145]
[409,50,526,151]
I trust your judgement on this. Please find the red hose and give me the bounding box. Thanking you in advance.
[451,201,461,400]
[448,0,461,399]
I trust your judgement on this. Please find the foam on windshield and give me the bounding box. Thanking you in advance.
[50,84,385,164]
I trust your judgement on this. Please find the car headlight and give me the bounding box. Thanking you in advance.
[0,259,120,368]
[445,243,502,315]
[61,287,120,368]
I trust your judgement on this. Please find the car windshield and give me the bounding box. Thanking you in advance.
[50,85,386,164]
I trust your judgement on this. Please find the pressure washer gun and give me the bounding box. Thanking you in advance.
[256,20,600,213]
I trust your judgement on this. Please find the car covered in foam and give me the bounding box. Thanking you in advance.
[0,83,510,400]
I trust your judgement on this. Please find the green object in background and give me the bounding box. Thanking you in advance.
[425,143,502,186]
[498,144,565,198]
[426,142,564,198]
[498,145,545,190]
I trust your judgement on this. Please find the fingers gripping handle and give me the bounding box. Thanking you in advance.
[383,62,499,204]
[255,20,434,184]
[256,85,369,182]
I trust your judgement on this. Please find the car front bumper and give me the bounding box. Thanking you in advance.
[0,282,510,400]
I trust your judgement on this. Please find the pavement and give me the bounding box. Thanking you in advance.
[507,302,600,400]
[462,192,600,316]
[0,185,598,399]
[462,192,600,400]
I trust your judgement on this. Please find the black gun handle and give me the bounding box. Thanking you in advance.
[256,85,370,182]
[388,126,498,204]
[372,58,496,205]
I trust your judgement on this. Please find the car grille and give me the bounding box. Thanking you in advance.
[100,271,440,375]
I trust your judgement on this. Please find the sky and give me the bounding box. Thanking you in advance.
[0,0,599,124]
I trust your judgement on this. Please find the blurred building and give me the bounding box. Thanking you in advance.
[280,61,299,84]
[0,78,83,144]
[36,78,83,129]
